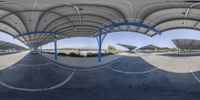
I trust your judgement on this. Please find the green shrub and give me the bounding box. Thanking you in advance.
[87,52,98,57]
[45,52,54,54]
[58,52,67,56]
[68,52,83,57]
[108,45,116,52]
[45,51,114,57]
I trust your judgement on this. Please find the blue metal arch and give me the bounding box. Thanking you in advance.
[97,21,161,62]
[98,21,161,35]
[13,32,58,38]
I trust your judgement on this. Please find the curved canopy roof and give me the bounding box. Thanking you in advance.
[172,39,200,50]
[117,43,137,51]
[0,40,25,50]
[138,44,161,50]
[0,0,200,48]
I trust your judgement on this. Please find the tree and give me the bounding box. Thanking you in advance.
[108,45,116,53]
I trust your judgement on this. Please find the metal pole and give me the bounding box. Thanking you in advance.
[98,30,102,62]
[41,46,42,53]
[178,48,180,54]
[54,40,58,60]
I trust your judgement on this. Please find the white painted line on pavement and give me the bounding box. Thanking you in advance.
[191,70,200,83]
[107,67,158,74]
[16,63,51,67]
[0,70,75,92]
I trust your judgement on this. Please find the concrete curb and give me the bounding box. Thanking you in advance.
[40,54,123,70]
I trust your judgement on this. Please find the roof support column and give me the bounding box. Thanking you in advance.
[97,31,107,62]
[128,48,132,53]
[189,46,192,52]
[54,40,58,60]
[98,30,102,62]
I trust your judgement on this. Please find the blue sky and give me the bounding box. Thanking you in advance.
[1,29,200,50]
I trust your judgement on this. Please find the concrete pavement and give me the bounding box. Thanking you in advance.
[139,53,200,73]
[0,53,199,100]
[0,51,29,70]
[0,53,74,92]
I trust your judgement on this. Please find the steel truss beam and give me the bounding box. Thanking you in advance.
[13,32,58,38]
[96,21,161,36]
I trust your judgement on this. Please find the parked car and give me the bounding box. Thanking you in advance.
[31,50,38,54]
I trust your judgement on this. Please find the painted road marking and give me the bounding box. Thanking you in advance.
[16,63,51,67]
[0,70,75,92]
[107,67,158,74]
[106,56,158,74]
